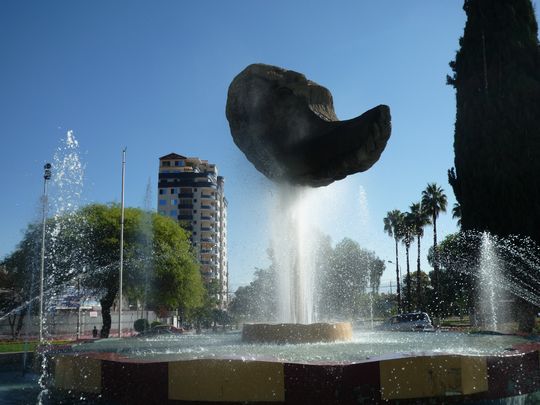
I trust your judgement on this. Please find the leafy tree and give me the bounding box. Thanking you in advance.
[368,257,385,295]
[427,233,475,319]
[421,183,447,314]
[229,236,385,323]
[409,202,431,310]
[228,267,277,322]
[447,0,540,331]
[319,238,383,320]
[401,271,431,313]
[1,204,204,338]
[383,210,405,312]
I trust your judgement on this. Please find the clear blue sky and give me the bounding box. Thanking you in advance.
[0,1,485,291]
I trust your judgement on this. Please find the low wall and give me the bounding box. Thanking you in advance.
[50,341,540,404]
[0,311,158,339]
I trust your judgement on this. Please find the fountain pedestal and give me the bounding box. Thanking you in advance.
[242,322,353,344]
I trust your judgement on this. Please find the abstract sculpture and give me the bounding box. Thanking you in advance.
[226,63,391,187]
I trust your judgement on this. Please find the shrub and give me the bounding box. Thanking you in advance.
[134,318,150,332]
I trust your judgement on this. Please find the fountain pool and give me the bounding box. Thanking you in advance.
[44,329,540,404]
[69,330,529,362]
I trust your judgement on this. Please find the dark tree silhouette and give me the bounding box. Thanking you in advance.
[448,0,540,331]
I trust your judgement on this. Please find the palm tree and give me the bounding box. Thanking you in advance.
[409,202,430,310]
[421,183,447,314]
[383,209,404,313]
[452,202,462,228]
[402,213,415,312]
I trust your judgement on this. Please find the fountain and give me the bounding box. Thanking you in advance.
[3,70,540,404]
[44,65,540,403]
[225,63,392,344]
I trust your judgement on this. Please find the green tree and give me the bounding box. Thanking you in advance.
[447,0,540,331]
[228,266,277,322]
[452,203,462,228]
[421,183,447,314]
[383,210,404,313]
[1,204,204,338]
[427,233,475,319]
[320,238,377,320]
[368,257,385,295]
[401,271,431,314]
[409,202,431,310]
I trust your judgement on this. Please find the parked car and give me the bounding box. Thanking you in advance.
[379,312,435,332]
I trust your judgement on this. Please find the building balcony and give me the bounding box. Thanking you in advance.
[178,215,193,220]
[201,205,216,211]
[179,204,193,209]
[201,227,216,232]
[178,193,193,198]
[201,238,216,243]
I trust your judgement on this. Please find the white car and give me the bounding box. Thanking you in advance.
[379,312,435,332]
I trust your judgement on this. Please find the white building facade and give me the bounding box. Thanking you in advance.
[157,153,228,308]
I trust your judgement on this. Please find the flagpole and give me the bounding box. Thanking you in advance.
[118,148,126,338]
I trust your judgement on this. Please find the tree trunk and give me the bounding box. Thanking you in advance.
[15,311,26,338]
[432,214,439,316]
[100,288,117,338]
[8,314,16,340]
[394,238,401,313]
[405,245,411,312]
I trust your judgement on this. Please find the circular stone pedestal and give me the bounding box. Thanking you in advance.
[241,322,353,344]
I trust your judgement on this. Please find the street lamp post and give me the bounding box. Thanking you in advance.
[39,163,52,342]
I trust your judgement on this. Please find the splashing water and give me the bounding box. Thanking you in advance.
[38,130,85,404]
[271,185,316,323]
[478,232,500,330]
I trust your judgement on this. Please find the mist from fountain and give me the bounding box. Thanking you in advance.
[478,232,502,330]
[269,182,373,325]
[271,185,316,324]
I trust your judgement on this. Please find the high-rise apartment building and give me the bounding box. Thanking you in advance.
[157,153,228,308]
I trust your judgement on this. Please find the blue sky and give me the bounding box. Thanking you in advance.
[0,1,479,291]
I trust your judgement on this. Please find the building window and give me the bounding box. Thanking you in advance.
[194,210,197,213]
[162,161,171,167]
[159,189,165,195]
[170,210,178,217]
[159,199,166,206]
[170,188,176,194]
[171,199,178,205]
[194,199,197,202]
[174,161,185,167]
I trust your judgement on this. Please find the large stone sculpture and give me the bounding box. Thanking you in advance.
[226,63,391,187]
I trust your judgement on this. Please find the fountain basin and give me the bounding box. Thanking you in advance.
[46,331,540,404]
[242,322,352,344]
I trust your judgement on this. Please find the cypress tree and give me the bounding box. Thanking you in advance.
[448,0,540,331]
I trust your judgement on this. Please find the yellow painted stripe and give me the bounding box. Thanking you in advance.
[168,359,284,402]
[54,355,102,394]
[379,355,487,400]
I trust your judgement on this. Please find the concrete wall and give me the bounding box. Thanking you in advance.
[0,310,158,339]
